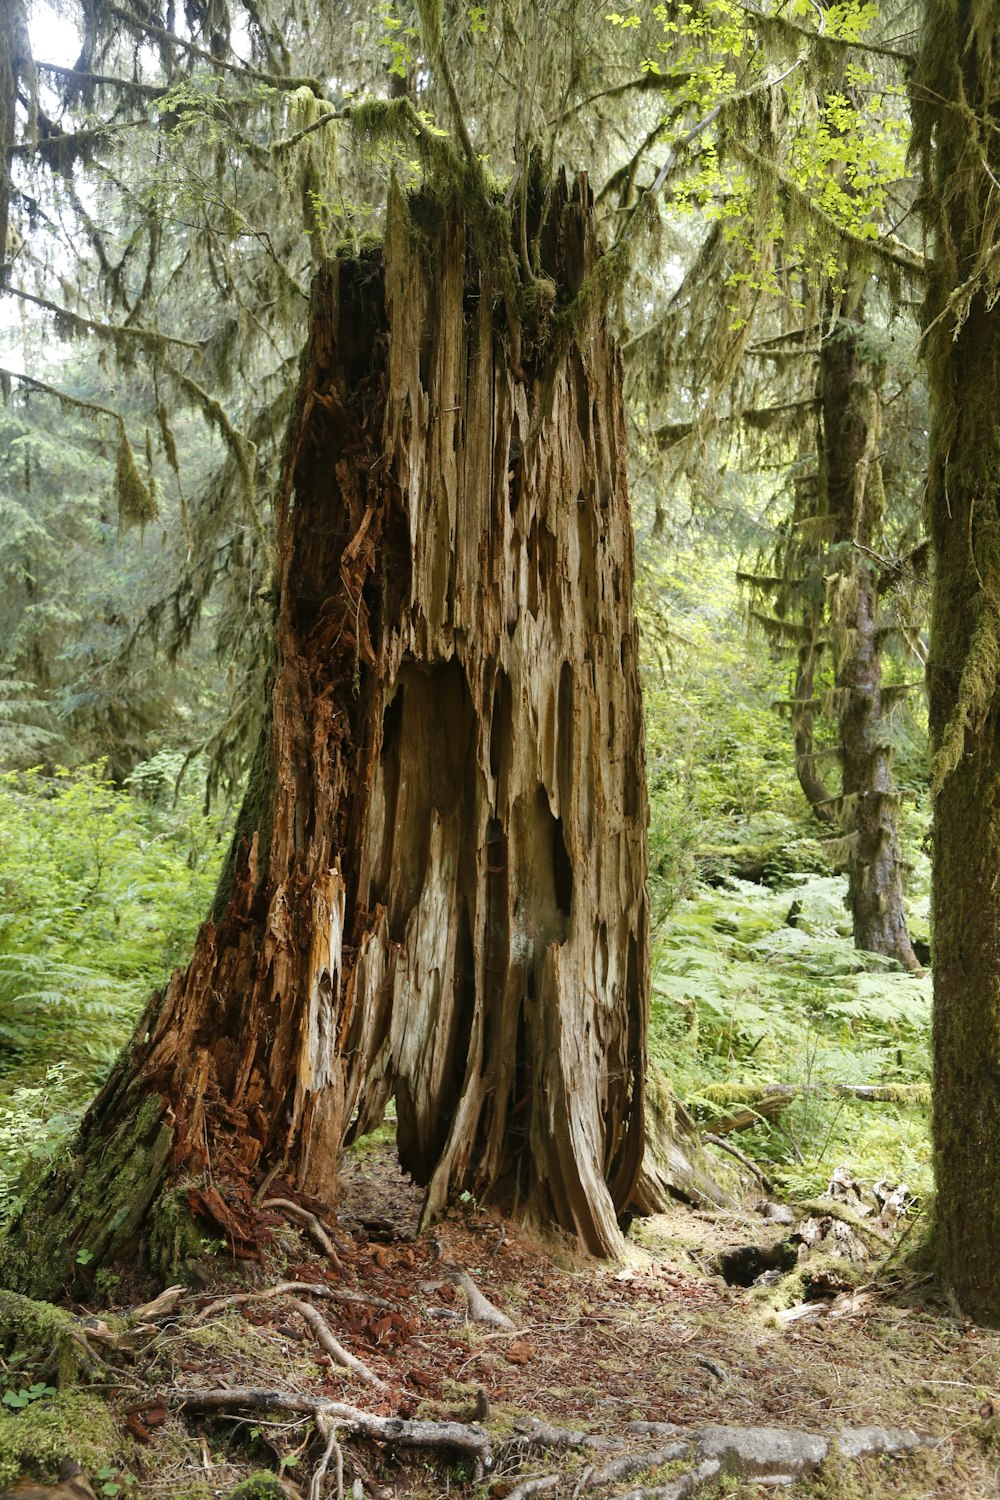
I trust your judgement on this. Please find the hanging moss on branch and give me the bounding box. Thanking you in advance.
[114,424,158,528]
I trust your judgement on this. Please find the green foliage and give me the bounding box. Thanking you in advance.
[0,759,226,1215]
[641,533,808,916]
[641,516,931,1198]
[607,0,910,278]
[650,873,932,1196]
[0,760,222,982]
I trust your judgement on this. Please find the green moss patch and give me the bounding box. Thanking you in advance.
[0,1391,115,1486]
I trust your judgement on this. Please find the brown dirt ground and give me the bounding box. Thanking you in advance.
[22,1138,1000,1500]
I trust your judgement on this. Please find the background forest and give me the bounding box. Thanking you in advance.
[0,0,935,1227]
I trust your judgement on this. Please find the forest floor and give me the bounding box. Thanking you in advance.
[5,1135,1000,1500]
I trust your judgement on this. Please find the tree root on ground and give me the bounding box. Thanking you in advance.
[446,1268,517,1328]
[291,1299,388,1391]
[192,1280,396,1324]
[492,1416,936,1500]
[171,1387,495,1477]
[262,1199,345,1269]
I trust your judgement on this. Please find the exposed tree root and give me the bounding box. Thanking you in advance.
[447,1269,517,1328]
[192,1280,396,1324]
[492,1417,936,1500]
[262,1200,345,1269]
[291,1299,388,1391]
[311,1417,345,1500]
[508,1417,620,1453]
[171,1388,495,1476]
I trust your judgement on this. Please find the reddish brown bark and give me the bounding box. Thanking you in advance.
[1,175,649,1295]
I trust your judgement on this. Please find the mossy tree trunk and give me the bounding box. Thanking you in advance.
[818,302,918,970]
[915,0,1000,1323]
[1,175,649,1297]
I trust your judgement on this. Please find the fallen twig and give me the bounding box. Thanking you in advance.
[702,1133,773,1192]
[692,1355,729,1386]
[263,1199,345,1269]
[291,1299,388,1392]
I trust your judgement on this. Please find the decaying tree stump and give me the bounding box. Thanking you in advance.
[1,174,650,1294]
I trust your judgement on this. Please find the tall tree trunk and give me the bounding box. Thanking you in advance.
[818,304,918,970]
[916,0,1000,1322]
[0,174,649,1298]
[0,0,30,289]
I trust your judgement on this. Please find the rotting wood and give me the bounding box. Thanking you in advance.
[796,1198,892,1246]
[127,1286,185,1323]
[0,172,650,1295]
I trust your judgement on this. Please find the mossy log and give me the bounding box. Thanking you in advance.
[1,173,649,1296]
[0,1294,96,1387]
[695,839,831,887]
[697,1081,929,1136]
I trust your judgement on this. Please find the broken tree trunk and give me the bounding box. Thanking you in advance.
[0,174,649,1296]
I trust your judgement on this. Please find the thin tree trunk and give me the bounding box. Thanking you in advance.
[818,302,918,970]
[791,642,836,824]
[0,174,649,1297]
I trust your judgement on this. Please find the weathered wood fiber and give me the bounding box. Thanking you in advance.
[0,175,649,1293]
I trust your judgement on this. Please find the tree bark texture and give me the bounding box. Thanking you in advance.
[916,0,1000,1324]
[817,306,918,970]
[0,175,649,1295]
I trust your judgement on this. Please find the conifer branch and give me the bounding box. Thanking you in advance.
[105,4,326,96]
[8,287,204,353]
[739,4,915,63]
[0,365,121,422]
